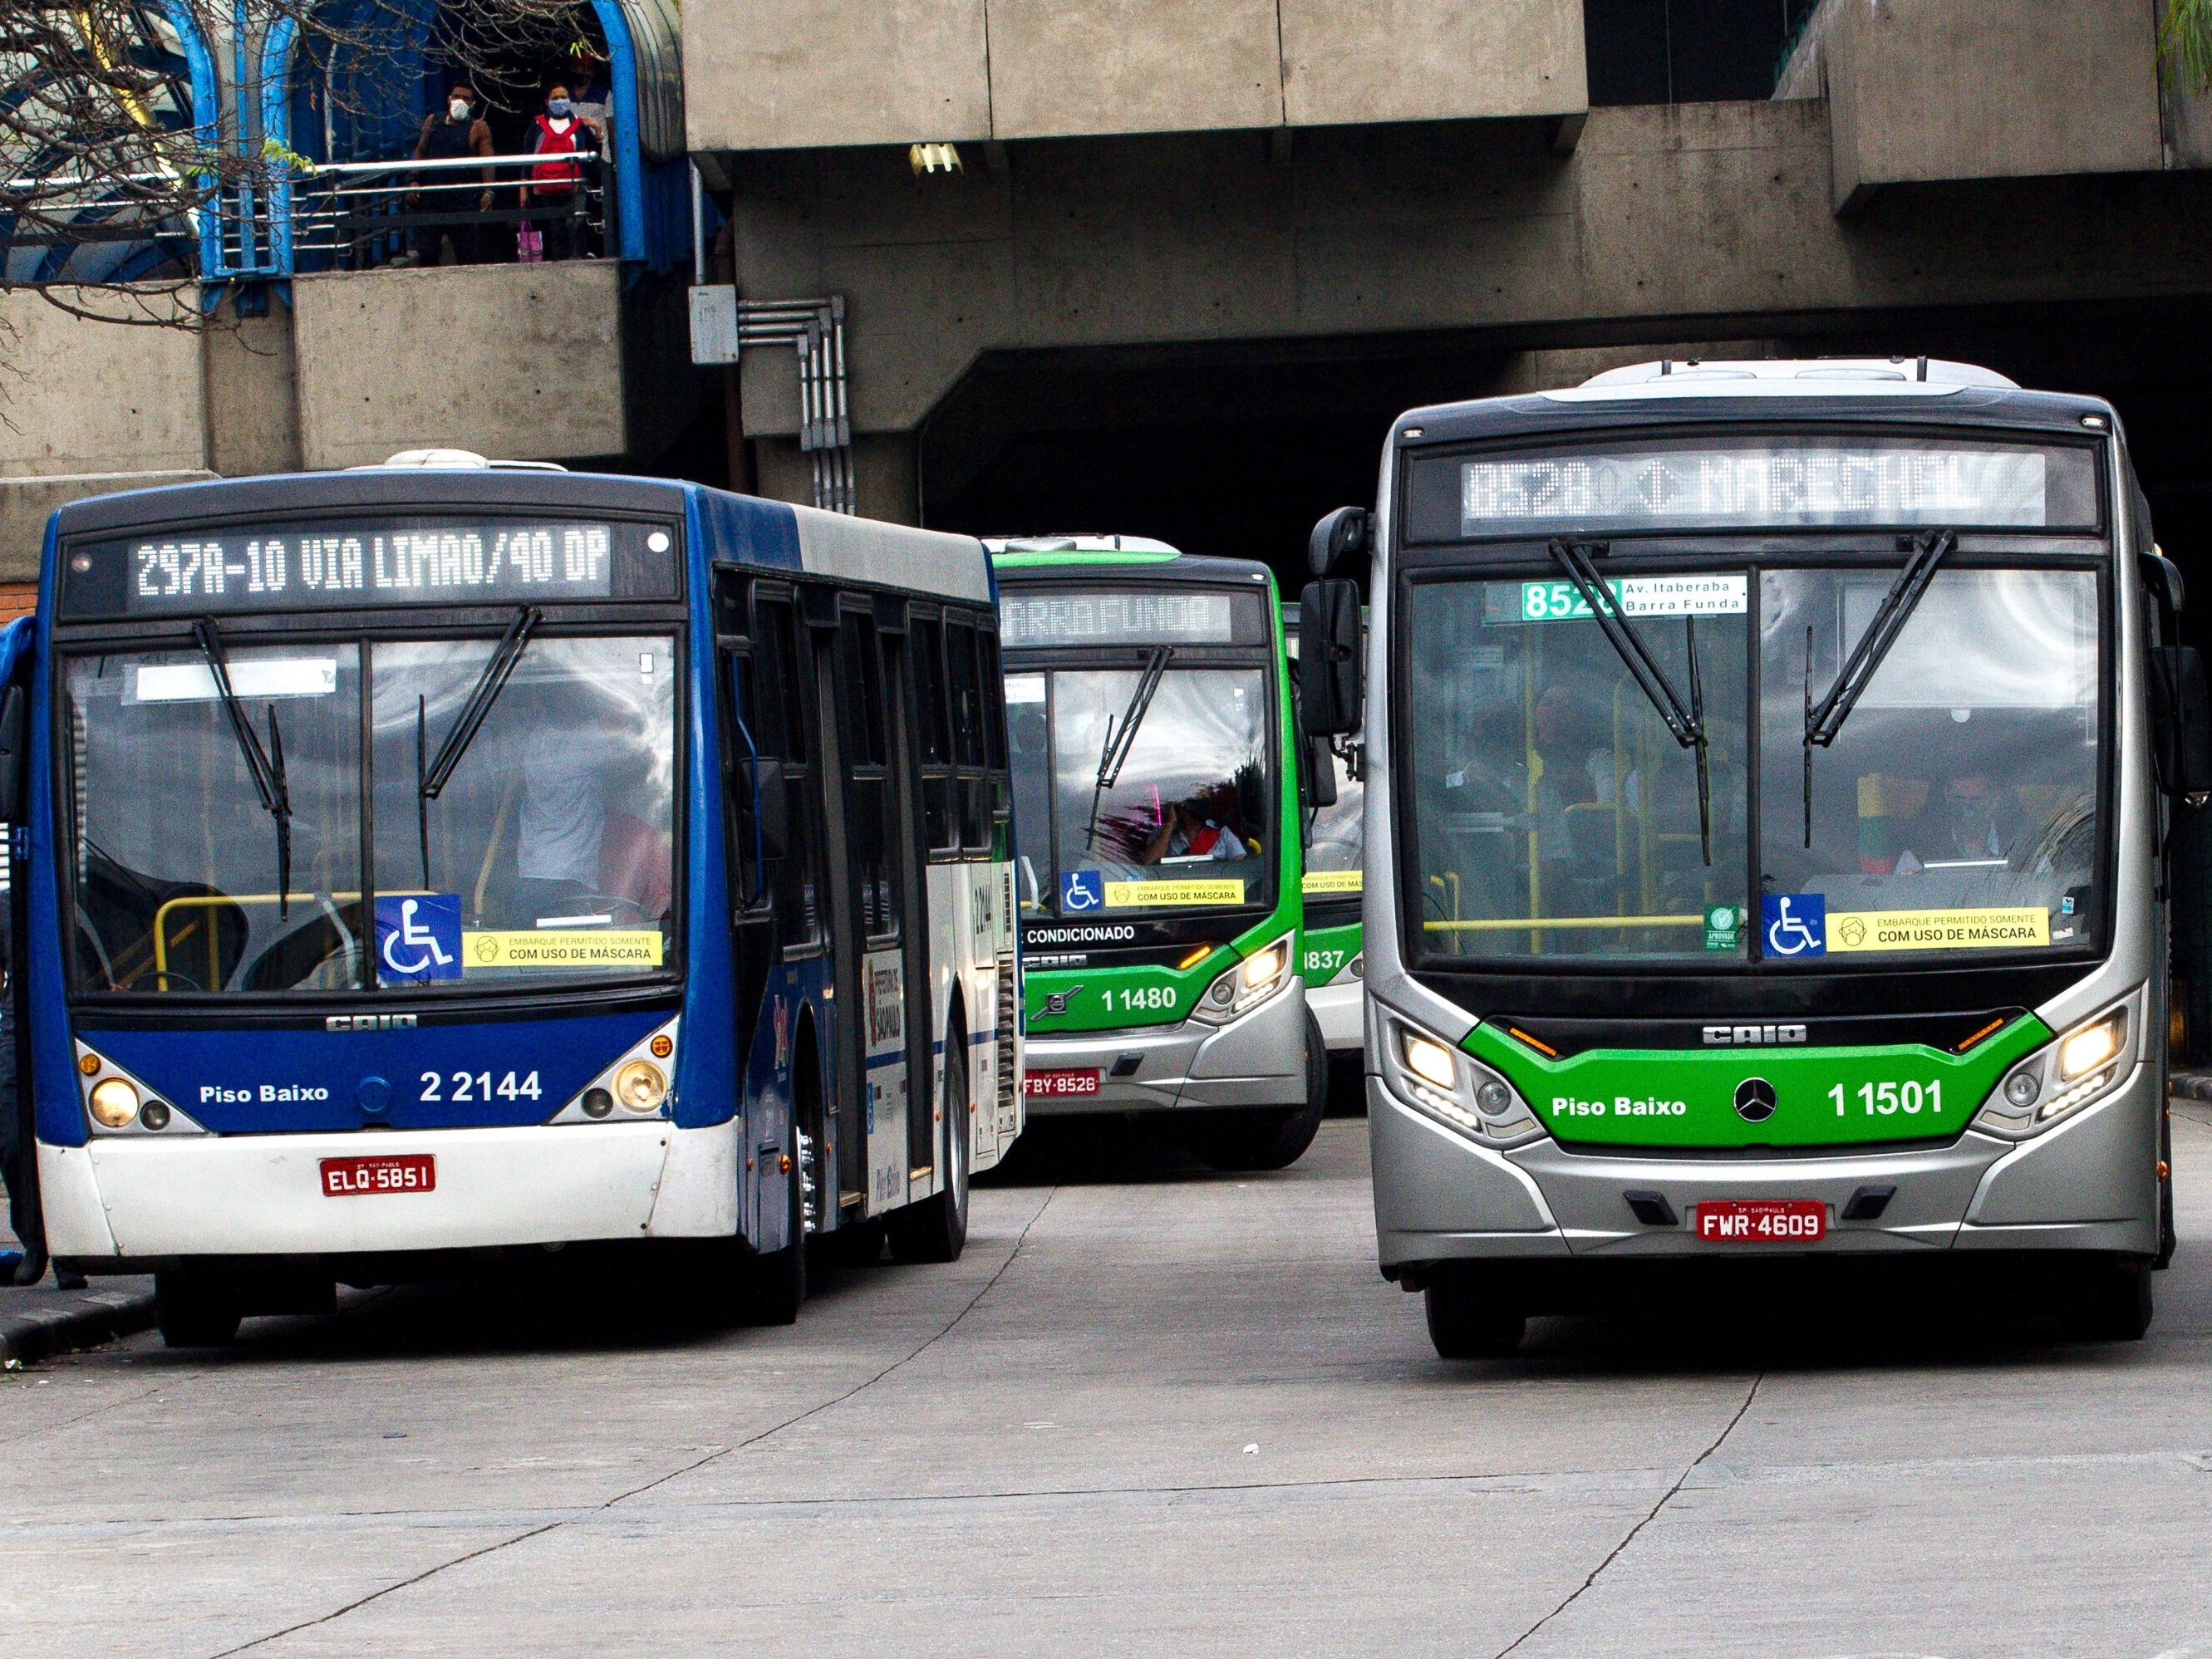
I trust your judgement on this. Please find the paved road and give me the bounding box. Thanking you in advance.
[5,1106,2211,1659]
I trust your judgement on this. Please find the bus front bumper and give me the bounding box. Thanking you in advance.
[38,1120,740,1264]
[1309,979,1364,1051]
[1021,978,1309,1117]
[1371,1060,2162,1269]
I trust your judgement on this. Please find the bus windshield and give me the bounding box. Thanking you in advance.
[1007,665,1275,917]
[1404,563,2101,965]
[65,634,677,995]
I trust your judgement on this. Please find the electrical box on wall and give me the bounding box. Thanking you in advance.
[690,285,739,366]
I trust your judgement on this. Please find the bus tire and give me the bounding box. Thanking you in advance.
[1424,1274,1526,1360]
[744,1122,810,1326]
[2057,1257,2154,1343]
[887,1026,970,1264]
[155,1270,242,1348]
[1185,1010,1330,1172]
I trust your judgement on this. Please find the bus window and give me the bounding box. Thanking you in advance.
[65,645,365,993]
[979,628,1011,858]
[728,650,768,911]
[838,612,899,942]
[756,595,820,951]
[1006,670,1049,910]
[758,595,805,765]
[371,635,678,984]
[912,613,956,854]
[948,616,990,851]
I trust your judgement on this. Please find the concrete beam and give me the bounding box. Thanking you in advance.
[1279,0,1585,127]
[684,0,1588,153]
[0,470,216,584]
[727,101,2212,442]
[684,0,992,152]
[1820,0,2163,213]
[292,262,632,471]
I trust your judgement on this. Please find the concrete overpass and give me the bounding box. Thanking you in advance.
[5,0,2212,593]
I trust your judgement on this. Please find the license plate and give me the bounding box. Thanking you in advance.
[1024,1068,1102,1098]
[320,1154,436,1197]
[1694,1199,1826,1242]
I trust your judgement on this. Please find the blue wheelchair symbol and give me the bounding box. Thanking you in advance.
[377,894,463,983]
[1061,870,1105,913]
[1762,893,1826,957]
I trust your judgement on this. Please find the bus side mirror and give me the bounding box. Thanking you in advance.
[2142,551,2187,620]
[1305,734,1338,809]
[748,757,789,861]
[1309,506,1371,577]
[2153,645,2212,807]
[0,685,23,824]
[1300,580,1363,737]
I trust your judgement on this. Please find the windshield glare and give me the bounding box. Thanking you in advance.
[1762,567,2099,956]
[1408,578,1748,962]
[1008,666,1275,917]
[1406,562,2104,967]
[66,634,676,995]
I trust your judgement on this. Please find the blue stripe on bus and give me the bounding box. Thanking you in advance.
[929,1028,1000,1054]
[864,1051,907,1071]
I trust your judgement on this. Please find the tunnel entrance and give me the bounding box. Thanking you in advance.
[914,297,2212,1055]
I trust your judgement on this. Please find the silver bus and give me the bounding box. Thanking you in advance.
[1300,358,2210,1356]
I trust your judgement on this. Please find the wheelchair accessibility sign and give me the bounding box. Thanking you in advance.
[1762,893,1825,958]
[377,894,463,984]
[1061,870,1105,913]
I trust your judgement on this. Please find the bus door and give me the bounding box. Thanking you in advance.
[875,601,937,1191]
[823,598,921,1218]
[727,582,827,1240]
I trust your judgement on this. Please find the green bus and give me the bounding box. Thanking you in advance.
[992,537,1327,1170]
[1285,604,1366,1055]
[1301,357,2211,1355]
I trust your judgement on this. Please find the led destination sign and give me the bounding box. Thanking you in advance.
[1416,439,2099,540]
[1000,588,1263,649]
[62,517,676,617]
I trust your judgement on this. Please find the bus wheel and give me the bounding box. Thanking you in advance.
[1185,1011,1330,1172]
[155,1270,242,1348]
[2057,1257,2154,1343]
[1424,1274,1526,1360]
[745,1122,810,1326]
[887,1029,970,1264]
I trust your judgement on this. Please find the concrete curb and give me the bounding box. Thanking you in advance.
[2172,1072,2212,1103]
[0,1283,157,1367]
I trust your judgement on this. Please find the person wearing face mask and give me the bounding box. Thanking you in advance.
[524,82,605,260]
[411,82,494,266]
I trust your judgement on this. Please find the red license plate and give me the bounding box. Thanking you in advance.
[1024,1068,1102,1098]
[1694,1199,1826,1243]
[320,1154,436,1197]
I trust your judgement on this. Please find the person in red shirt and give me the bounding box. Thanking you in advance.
[523,82,605,260]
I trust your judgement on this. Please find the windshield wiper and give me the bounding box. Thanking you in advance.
[416,606,539,887]
[1547,539,1713,866]
[194,617,295,920]
[1801,529,1954,847]
[1086,645,1172,852]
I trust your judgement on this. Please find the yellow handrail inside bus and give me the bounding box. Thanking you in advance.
[150,890,430,982]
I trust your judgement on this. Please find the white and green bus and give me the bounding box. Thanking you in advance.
[1303,358,2210,1355]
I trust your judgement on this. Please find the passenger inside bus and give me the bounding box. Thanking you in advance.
[1137,784,1257,865]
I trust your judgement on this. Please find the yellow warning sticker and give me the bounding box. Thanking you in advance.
[1104,879,1246,908]
[1825,907,2048,953]
[1302,869,1364,895]
[464,930,665,969]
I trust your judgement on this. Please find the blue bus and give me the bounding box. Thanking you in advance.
[0,456,1021,1343]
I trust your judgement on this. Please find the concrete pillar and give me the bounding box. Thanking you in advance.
[202,299,303,478]
[754,433,919,525]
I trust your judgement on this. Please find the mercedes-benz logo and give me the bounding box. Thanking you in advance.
[1733,1077,1777,1123]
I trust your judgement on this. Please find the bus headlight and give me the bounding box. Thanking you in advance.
[87,1077,140,1129]
[1978,1003,2133,1141]
[1384,1017,1544,1150]
[614,1060,668,1112]
[1191,933,1295,1026]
